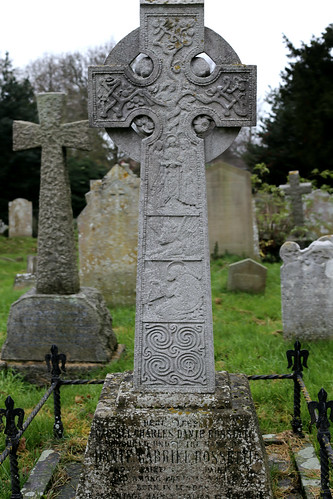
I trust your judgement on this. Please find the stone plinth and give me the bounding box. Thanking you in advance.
[8,198,33,237]
[2,287,117,363]
[280,236,333,340]
[227,258,267,293]
[78,164,140,306]
[76,372,273,499]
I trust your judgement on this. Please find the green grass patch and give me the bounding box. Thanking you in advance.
[0,236,332,496]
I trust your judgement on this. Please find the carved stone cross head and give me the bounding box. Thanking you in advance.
[88,0,257,393]
[89,0,256,163]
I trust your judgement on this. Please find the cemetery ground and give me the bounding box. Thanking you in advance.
[0,237,332,497]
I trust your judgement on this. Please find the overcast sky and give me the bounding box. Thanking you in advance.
[1,0,331,109]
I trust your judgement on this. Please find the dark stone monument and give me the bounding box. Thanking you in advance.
[1,93,118,376]
[76,1,272,497]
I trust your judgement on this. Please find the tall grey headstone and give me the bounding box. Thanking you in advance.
[279,170,312,227]
[2,93,118,370]
[206,162,259,258]
[280,236,333,340]
[8,198,33,237]
[77,1,272,497]
[77,164,140,306]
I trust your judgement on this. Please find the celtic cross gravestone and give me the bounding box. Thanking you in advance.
[13,93,87,294]
[77,2,273,497]
[2,93,118,373]
[89,0,256,393]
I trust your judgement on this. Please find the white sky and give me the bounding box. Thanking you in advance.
[1,0,332,110]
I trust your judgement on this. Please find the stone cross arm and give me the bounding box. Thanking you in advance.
[13,119,91,151]
[13,93,91,153]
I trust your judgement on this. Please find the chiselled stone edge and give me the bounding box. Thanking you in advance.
[140,0,204,4]
[94,371,256,413]
[115,371,231,409]
[21,449,61,498]
[263,434,321,499]
[294,442,321,498]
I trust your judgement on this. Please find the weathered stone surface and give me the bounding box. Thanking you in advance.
[0,219,8,234]
[303,189,333,238]
[27,254,37,274]
[2,287,117,362]
[8,198,33,237]
[206,162,258,258]
[13,254,37,290]
[13,92,90,295]
[78,164,140,306]
[76,372,273,499]
[21,449,61,498]
[88,0,256,393]
[227,258,267,293]
[280,236,333,340]
[279,171,312,227]
[13,273,36,290]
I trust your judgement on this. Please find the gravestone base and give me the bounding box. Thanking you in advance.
[76,372,273,499]
[0,344,125,386]
[1,287,118,364]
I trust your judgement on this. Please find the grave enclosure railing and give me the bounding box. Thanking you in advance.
[0,342,332,499]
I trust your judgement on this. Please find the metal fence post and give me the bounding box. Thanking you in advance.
[309,388,333,499]
[45,344,66,439]
[0,396,24,499]
[287,340,309,435]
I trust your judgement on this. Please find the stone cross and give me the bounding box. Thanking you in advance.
[279,170,312,227]
[13,93,90,295]
[88,0,256,393]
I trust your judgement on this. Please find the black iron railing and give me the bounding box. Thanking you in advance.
[0,342,332,498]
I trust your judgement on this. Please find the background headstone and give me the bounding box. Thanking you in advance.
[227,258,267,293]
[206,162,259,258]
[303,189,333,238]
[0,219,8,234]
[13,254,37,290]
[78,164,140,306]
[2,93,118,369]
[280,235,333,340]
[8,198,33,237]
[279,171,312,227]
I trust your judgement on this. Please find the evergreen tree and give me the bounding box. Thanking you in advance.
[244,24,333,188]
[0,53,40,224]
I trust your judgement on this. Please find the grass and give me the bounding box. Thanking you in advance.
[1,236,333,497]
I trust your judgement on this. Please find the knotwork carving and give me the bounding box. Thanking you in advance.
[142,323,206,386]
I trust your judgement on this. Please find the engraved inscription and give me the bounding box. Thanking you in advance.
[141,323,206,386]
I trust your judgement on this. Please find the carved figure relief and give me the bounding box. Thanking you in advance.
[147,135,200,215]
[146,216,202,260]
[144,261,204,322]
